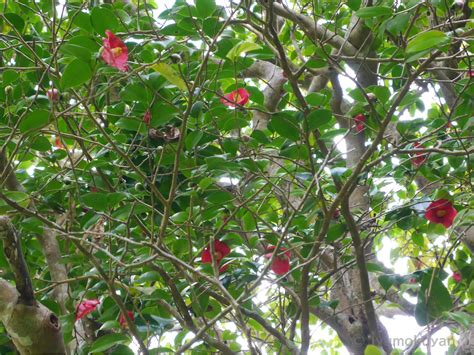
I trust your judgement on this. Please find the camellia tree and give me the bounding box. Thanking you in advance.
[0,0,473,354]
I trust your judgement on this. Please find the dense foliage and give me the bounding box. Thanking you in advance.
[0,0,473,354]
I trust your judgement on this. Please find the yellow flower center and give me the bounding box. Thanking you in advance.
[111,47,122,57]
[214,251,222,260]
[436,210,447,217]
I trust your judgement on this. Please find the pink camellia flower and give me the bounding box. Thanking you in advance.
[47,88,59,103]
[201,240,231,273]
[119,311,135,328]
[410,142,427,167]
[75,299,100,321]
[264,246,291,275]
[408,277,418,284]
[425,199,457,228]
[452,271,462,283]
[101,30,128,72]
[467,70,474,78]
[354,114,366,133]
[144,110,151,125]
[221,88,250,107]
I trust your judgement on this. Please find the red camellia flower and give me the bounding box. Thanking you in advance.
[354,114,366,133]
[46,88,59,103]
[119,311,135,328]
[55,137,64,149]
[144,110,151,125]
[425,199,457,228]
[221,88,250,107]
[101,30,128,72]
[201,240,231,272]
[408,277,417,284]
[410,142,427,167]
[467,70,474,78]
[264,246,291,275]
[75,299,100,321]
[452,271,462,283]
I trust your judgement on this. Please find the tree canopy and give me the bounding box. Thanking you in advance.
[0,0,473,354]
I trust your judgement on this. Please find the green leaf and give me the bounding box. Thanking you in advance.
[406,30,449,54]
[4,13,25,33]
[305,92,327,106]
[270,113,300,141]
[366,263,386,273]
[327,223,347,242]
[347,0,362,11]
[355,6,392,18]
[364,345,382,355]
[152,63,187,91]
[378,274,398,291]
[59,44,92,62]
[3,69,19,85]
[82,192,107,211]
[447,311,473,328]
[91,7,119,35]
[372,86,391,103]
[115,118,147,133]
[386,13,410,35]
[90,333,130,353]
[196,0,216,18]
[120,83,151,103]
[151,102,179,127]
[135,271,161,283]
[73,12,93,32]
[206,191,233,205]
[306,59,327,68]
[106,192,125,209]
[203,18,222,37]
[30,136,52,151]
[307,109,332,129]
[19,110,50,134]
[185,131,204,150]
[0,191,30,213]
[415,273,453,325]
[226,42,262,61]
[61,59,92,89]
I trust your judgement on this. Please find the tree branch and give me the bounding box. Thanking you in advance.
[0,217,35,306]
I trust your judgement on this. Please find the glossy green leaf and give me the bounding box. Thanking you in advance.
[19,110,50,133]
[364,345,382,355]
[415,272,453,325]
[30,136,52,151]
[270,113,300,141]
[307,109,332,129]
[196,0,216,18]
[90,333,130,353]
[61,59,92,89]
[226,42,262,61]
[4,13,25,33]
[347,0,362,11]
[152,63,187,91]
[355,6,392,18]
[406,30,449,54]
[91,7,119,35]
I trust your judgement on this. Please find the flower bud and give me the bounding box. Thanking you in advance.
[4,85,13,96]
[47,88,59,103]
